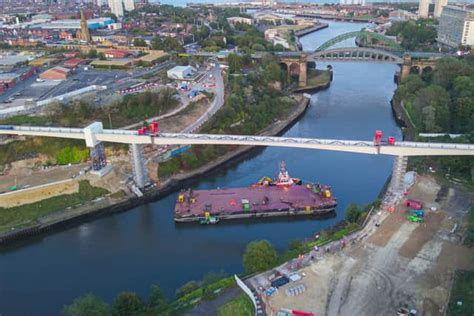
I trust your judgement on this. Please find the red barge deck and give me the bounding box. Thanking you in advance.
[174,184,337,222]
[175,161,337,222]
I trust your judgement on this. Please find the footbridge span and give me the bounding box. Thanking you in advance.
[1,123,473,192]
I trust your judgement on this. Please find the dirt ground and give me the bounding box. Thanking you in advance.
[258,175,473,316]
[157,97,210,133]
[0,179,78,207]
[0,157,85,193]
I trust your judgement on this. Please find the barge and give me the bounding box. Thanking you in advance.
[174,162,337,223]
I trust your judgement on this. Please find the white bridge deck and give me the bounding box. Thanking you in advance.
[1,125,473,157]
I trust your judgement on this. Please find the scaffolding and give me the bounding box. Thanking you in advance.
[130,143,149,189]
[90,143,107,171]
[390,155,408,193]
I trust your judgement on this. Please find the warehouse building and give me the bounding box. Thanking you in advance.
[39,66,71,80]
[167,65,195,80]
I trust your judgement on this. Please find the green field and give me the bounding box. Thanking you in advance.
[0,180,109,233]
[218,294,254,316]
[447,270,474,316]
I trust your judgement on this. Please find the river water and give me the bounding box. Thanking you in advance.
[0,21,401,315]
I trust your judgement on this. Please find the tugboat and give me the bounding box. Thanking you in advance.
[255,161,302,187]
[275,161,302,186]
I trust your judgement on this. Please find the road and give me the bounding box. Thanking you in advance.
[121,63,223,131]
[182,63,224,133]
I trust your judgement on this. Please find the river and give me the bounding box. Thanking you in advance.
[0,21,401,315]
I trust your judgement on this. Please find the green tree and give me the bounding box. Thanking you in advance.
[176,280,200,298]
[147,285,169,314]
[63,293,111,316]
[263,62,281,82]
[87,49,98,59]
[227,53,243,74]
[345,203,361,223]
[413,85,450,132]
[242,240,278,273]
[112,292,144,316]
[433,58,472,89]
[133,38,147,47]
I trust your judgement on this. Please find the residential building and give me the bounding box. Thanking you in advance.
[418,0,429,18]
[434,0,448,18]
[108,0,124,17]
[123,0,134,11]
[437,5,474,48]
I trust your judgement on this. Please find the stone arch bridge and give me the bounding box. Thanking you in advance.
[277,48,441,87]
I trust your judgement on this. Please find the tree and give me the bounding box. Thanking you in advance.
[345,203,361,223]
[133,38,147,47]
[413,85,450,132]
[227,53,243,74]
[263,62,281,83]
[147,285,169,314]
[242,240,278,273]
[63,293,111,316]
[176,280,200,298]
[433,58,472,89]
[102,12,118,22]
[87,49,98,59]
[112,292,144,316]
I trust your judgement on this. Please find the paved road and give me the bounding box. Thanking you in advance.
[183,63,224,133]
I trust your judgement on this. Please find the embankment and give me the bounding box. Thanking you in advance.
[390,99,416,141]
[295,23,329,37]
[0,87,330,245]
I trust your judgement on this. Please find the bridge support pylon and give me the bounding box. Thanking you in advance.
[130,143,149,189]
[84,122,111,177]
[389,155,408,193]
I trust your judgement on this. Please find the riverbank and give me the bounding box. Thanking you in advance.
[293,69,332,93]
[0,91,323,246]
[294,23,329,38]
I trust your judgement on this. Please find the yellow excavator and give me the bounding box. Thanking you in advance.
[256,176,274,186]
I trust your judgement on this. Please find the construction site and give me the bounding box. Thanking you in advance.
[249,174,473,316]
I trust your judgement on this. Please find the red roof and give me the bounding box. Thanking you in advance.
[64,58,84,68]
[63,51,80,58]
[105,49,131,58]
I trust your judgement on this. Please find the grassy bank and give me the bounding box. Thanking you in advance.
[218,293,254,316]
[0,180,109,233]
[447,270,474,316]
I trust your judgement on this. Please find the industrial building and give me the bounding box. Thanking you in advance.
[39,66,71,80]
[167,65,195,80]
[437,5,474,48]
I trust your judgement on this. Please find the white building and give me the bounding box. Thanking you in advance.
[227,17,253,25]
[437,5,474,47]
[434,0,448,18]
[418,0,429,18]
[108,0,124,17]
[340,0,366,5]
[167,65,195,80]
[123,0,135,12]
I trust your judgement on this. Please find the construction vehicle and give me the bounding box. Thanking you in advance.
[407,215,423,223]
[137,121,159,136]
[407,209,425,217]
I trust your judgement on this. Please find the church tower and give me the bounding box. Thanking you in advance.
[79,9,91,42]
